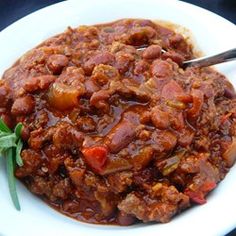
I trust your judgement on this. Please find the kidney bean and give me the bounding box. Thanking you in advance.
[47,54,69,75]
[142,45,162,60]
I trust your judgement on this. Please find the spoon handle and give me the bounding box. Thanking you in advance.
[183,48,236,68]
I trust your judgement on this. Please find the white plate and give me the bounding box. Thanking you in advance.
[0,0,236,235]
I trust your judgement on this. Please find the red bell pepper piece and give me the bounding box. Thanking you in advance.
[185,181,216,204]
[82,145,108,173]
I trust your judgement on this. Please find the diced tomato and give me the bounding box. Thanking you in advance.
[184,181,216,204]
[82,146,108,173]
[184,189,206,204]
[201,181,216,192]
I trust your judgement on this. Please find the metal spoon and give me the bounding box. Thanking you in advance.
[137,47,236,68]
[182,48,236,68]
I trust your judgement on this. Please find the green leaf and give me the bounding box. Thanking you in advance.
[0,118,12,133]
[16,139,23,167]
[14,123,23,140]
[6,148,21,211]
[0,119,24,210]
[0,134,17,149]
[0,131,11,138]
[0,147,8,154]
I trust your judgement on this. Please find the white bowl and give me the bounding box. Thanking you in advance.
[0,0,236,235]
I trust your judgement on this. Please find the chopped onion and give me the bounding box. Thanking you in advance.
[47,83,80,110]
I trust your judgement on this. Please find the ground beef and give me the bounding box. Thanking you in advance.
[118,184,189,223]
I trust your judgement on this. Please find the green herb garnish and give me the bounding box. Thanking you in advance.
[0,119,24,210]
